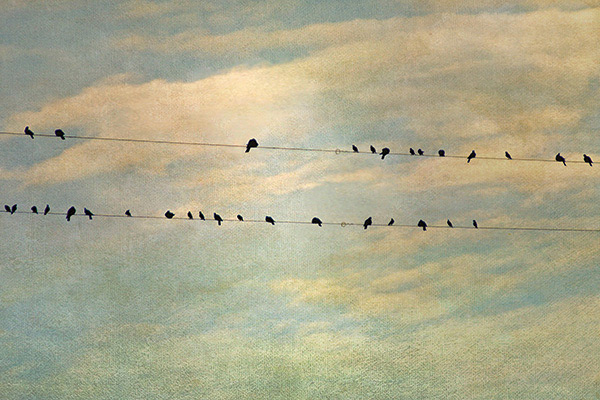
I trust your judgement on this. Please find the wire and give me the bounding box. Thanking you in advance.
[2,210,599,232]
[0,131,593,164]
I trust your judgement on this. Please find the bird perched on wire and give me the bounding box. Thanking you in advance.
[418,149,424,156]
[125,210,132,217]
[555,153,566,166]
[380,148,390,160]
[11,204,17,214]
[84,208,94,220]
[214,213,223,225]
[409,148,415,155]
[467,150,476,163]
[265,216,275,225]
[199,211,205,220]
[187,211,194,220]
[44,205,50,215]
[245,138,258,153]
[473,220,478,229]
[370,145,376,154]
[24,126,34,139]
[165,210,175,219]
[438,149,445,157]
[352,145,359,153]
[363,217,372,230]
[583,154,593,166]
[447,219,453,228]
[4,205,10,213]
[312,217,322,227]
[237,215,244,221]
[66,206,76,221]
[505,151,512,160]
[388,218,394,226]
[55,129,66,140]
[418,220,427,231]
[31,206,38,214]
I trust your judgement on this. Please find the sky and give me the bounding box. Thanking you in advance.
[0,0,599,398]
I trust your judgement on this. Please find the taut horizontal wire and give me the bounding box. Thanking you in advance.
[3,210,599,232]
[0,131,592,164]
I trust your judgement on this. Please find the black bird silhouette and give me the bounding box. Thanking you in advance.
[505,151,512,160]
[352,145,359,153]
[418,149,424,156]
[55,129,66,140]
[214,213,223,225]
[555,153,566,166]
[370,145,376,154]
[4,205,10,213]
[473,220,478,229]
[312,217,322,227]
[84,208,93,220]
[44,204,50,215]
[245,138,258,153]
[10,204,17,214]
[388,218,395,226]
[31,206,38,214]
[583,154,593,166]
[165,210,175,219]
[199,211,205,220]
[363,217,372,230]
[187,211,193,220]
[409,148,415,155]
[24,126,34,139]
[380,147,390,160]
[447,219,453,228]
[125,210,132,217]
[467,150,476,163]
[418,219,427,231]
[237,214,244,221]
[265,216,275,225]
[438,149,445,157]
[66,206,76,221]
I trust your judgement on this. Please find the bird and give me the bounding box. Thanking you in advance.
[312,217,322,227]
[418,219,427,231]
[467,150,476,163]
[473,220,478,229]
[187,211,194,220]
[505,151,512,160]
[380,147,390,160]
[84,208,94,220]
[352,145,359,153]
[198,211,205,220]
[66,206,76,221]
[125,210,132,217]
[245,138,258,153]
[165,210,175,219]
[409,148,415,155]
[31,206,38,214]
[447,219,453,228]
[363,217,372,230]
[583,154,593,166]
[24,126,34,139]
[237,214,244,221]
[555,153,566,166]
[4,205,11,213]
[418,149,424,156]
[55,129,66,140]
[370,145,376,154]
[265,216,275,225]
[44,205,50,215]
[10,204,16,214]
[388,218,395,226]
[438,149,445,157]
[214,213,223,225]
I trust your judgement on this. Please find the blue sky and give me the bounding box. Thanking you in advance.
[1,1,599,398]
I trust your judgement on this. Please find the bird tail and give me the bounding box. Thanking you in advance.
[88,215,93,220]
[563,161,566,166]
[381,154,385,160]
[67,216,71,221]
[245,147,250,153]
[423,226,426,231]
[218,220,221,226]
[364,225,367,230]
[318,223,322,227]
